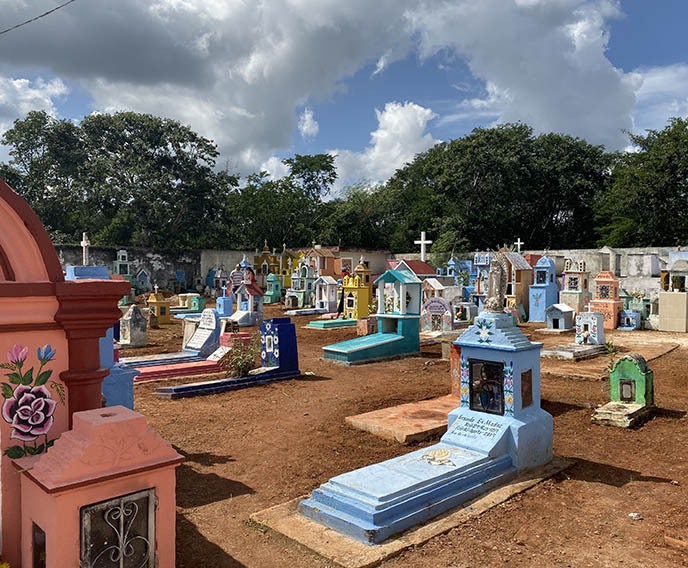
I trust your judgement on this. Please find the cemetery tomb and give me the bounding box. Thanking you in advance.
[575,311,606,345]
[285,255,317,308]
[0,178,182,566]
[528,255,559,322]
[541,303,575,333]
[230,281,265,326]
[216,284,234,317]
[300,311,552,544]
[658,253,688,331]
[65,265,138,411]
[264,272,282,304]
[559,258,592,316]
[314,275,338,312]
[589,271,623,329]
[422,277,445,303]
[322,269,421,364]
[420,296,455,336]
[156,317,301,398]
[119,305,148,348]
[455,301,478,325]
[592,354,655,427]
[147,286,172,325]
[470,252,491,311]
[617,309,642,331]
[184,308,221,357]
[503,251,533,317]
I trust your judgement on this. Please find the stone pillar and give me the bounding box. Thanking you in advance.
[55,279,131,425]
[400,284,407,315]
[377,286,384,314]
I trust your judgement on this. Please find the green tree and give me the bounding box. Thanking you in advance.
[225,154,337,248]
[598,117,688,246]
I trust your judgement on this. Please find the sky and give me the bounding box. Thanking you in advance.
[0,0,687,192]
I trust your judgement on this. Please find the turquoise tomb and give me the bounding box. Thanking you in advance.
[321,269,421,364]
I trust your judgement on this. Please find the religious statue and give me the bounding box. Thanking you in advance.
[484,252,509,313]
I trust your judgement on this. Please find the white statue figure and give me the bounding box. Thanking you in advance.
[484,252,509,313]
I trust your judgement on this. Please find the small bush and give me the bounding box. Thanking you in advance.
[219,332,260,377]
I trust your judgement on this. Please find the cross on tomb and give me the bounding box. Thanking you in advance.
[414,231,432,262]
[585,302,593,313]
[514,237,524,254]
[221,284,228,298]
[154,284,159,295]
[80,232,90,266]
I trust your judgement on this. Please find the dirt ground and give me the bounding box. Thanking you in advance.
[132,305,688,567]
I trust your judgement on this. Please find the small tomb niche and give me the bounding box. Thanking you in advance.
[521,369,533,408]
[469,359,504,415]
[80,488,156,568]
[536,270,547,284]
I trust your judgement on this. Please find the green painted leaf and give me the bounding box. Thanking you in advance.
[25,446,38,455]
[20,368,33,386]
[46,439,55,448]
[1,383,13,398]
[4,445,25,459]
[35,369,52,386]
[6,372,22,385]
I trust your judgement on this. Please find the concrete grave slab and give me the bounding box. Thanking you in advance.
[345,395,461,444]
[250,457,572,568]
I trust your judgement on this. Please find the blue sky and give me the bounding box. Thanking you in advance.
[1,0,687,189]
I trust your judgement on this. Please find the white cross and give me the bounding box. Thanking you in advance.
[414,231,432,262]
[80,232,90,266]
[514,238,524,253]
[585,302,593,313]
[154,284,159,295]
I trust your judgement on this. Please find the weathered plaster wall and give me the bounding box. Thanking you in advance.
[57,245,201,289]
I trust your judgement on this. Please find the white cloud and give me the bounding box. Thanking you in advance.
[632,64,688,136]
[332,101,438,188]
[407,0,638,149]
[297,107,319,138]
[0,76,68,160]
[260,156,290,179]
[0,0,679,172]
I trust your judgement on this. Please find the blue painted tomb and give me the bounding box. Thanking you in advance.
[300,311,552,544]
[154,317,301,398]
[528,255,559,322]
[65,264,138,408]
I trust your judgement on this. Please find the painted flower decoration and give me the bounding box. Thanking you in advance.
[37,344,56,364]
[461,385,470,397]
[7,344,28,366]
[505,394,514,406]
[479,328,490,341]
[2,385,57,442]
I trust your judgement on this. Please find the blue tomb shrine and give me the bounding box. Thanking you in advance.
[216,284,234,317]
[300,310,553,544]
[617,309,642,331]
[322,269,421,364]
[528,255,559,322]
[66,264,138,408]
[155,317,301,398]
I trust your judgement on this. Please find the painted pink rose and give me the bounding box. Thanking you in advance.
[2,385,57,442]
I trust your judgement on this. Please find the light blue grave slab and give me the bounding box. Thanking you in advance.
[301,310,553,545]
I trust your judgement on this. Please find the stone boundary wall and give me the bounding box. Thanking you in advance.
[57,244,679,295]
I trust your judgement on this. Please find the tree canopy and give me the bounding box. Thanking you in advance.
[2,110,686,256]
